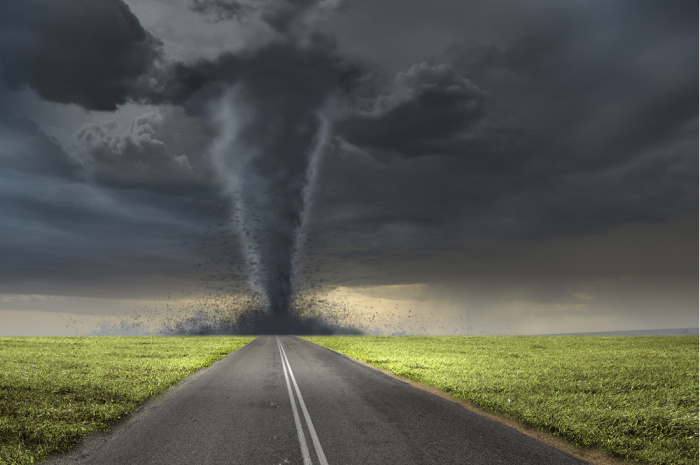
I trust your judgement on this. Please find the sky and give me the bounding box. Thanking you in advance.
[0,0,697,335]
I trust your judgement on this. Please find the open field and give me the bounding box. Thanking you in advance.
[0,336,254,465]
[304,335,699,465]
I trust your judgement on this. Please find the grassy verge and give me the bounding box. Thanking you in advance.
[0,336,255,465]
[304,335,699,465]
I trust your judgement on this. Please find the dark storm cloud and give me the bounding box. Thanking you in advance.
[328,0,697,222]
[189,0,251,21]
[0,0,163,111]
[0,103,230,298]
[302,0,698,288]
[76,108,215,194]
[337,63,488,158]
[152,37,354,111]
[188,0,344,32]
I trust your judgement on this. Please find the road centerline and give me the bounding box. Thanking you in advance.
[277,336,312,465]
[277,336,329,465]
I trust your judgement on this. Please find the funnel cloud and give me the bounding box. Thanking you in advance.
[153,41,356,330]
[198,45,342,318]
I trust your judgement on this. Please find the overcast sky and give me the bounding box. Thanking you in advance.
[0,0,697,335]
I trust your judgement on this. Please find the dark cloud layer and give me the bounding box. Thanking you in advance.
[324,0,697,252]
[337,63,488,157]
[0,84,227,299]
[188,0,343,33]
[142,35,357,110]
[189,0,251,21]
[76,108,214,193]
[0,0,163,111]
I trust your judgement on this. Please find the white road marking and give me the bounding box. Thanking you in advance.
[277,337,311,465]
[276,337,329,465]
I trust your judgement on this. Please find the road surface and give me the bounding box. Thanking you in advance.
[45,336,590,465]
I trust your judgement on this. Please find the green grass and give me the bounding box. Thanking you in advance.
[0,336,255,465]
[304,335,699,465]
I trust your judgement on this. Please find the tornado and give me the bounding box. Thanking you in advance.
[196,43,343,323]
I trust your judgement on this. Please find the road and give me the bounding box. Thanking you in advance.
[45,336,590,465]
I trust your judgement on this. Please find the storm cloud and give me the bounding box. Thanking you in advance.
[337,63,488,158]
[324,0,697,247]
[188,0,345,33]
[76,108,213,193]
[0,0,163,111]
[0,0,696,335]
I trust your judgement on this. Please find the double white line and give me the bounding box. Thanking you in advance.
[276,336,329,465]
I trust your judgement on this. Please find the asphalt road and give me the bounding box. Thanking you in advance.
[45,336,590,465]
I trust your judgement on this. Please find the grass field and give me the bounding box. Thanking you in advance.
[304,335,699,465]
[0,336,254,465]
